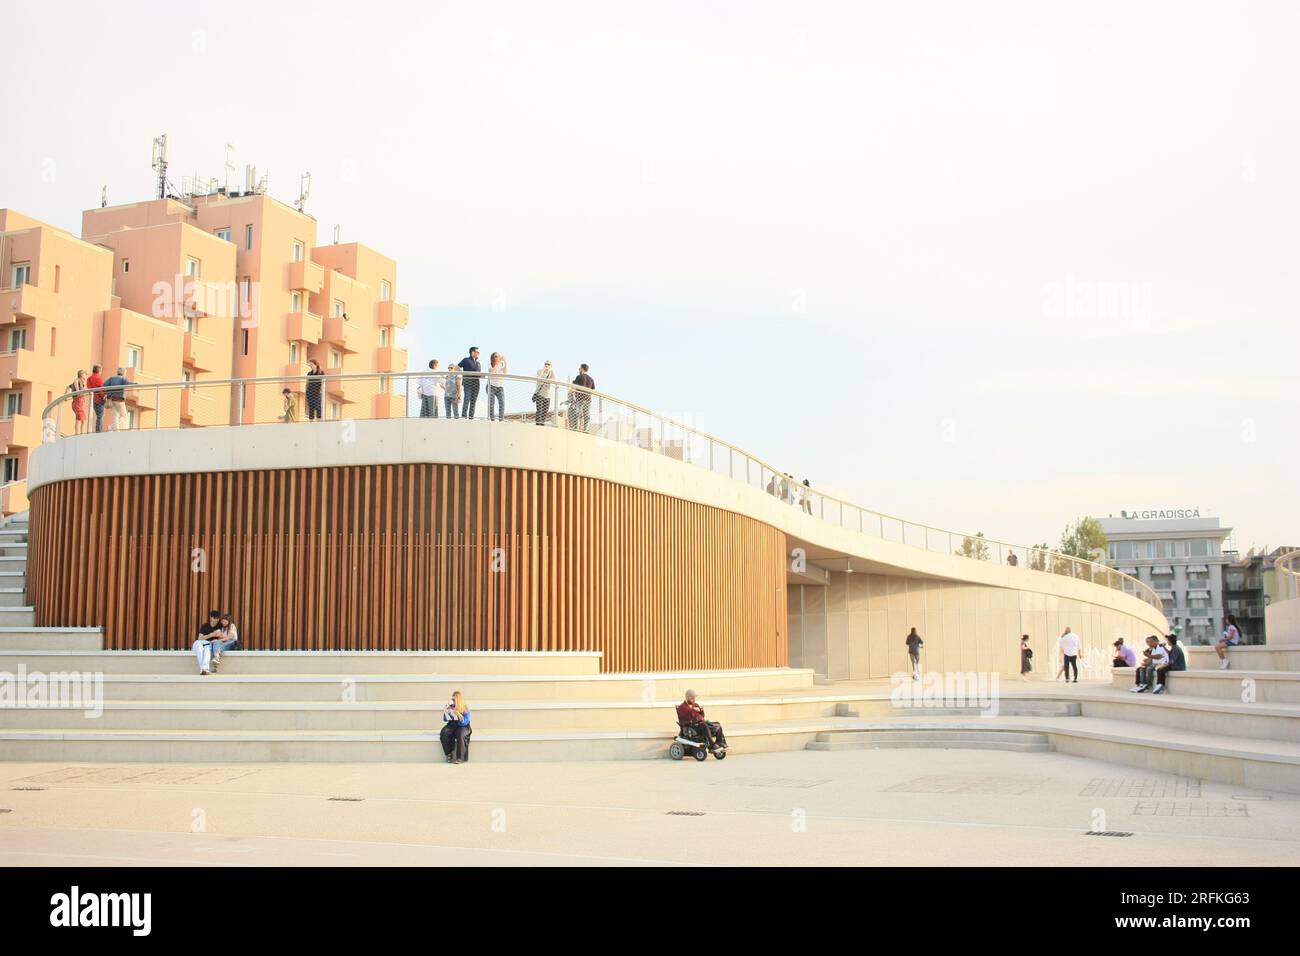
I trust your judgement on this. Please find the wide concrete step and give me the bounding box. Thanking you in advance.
[0,557,26,571]
[1188,645,1300,672]
[1079,693,1300,743]
[0,544,26,557]
[0,589,26,608]
[1111,668,1300,703]
[0,608,35,627]
[17,668,816,703]
[0,627,104,652]
[808,727,1053,752]
[0,650,605,676]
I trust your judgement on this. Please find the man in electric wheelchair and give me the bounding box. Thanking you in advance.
[671,689,728,760]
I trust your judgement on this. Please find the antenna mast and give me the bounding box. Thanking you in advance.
[151,134,169,199]
[296,172,312,212]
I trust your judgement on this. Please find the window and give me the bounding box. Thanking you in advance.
[289,342,299,364]
[379,328,389,347]
[292,241,304,262]
[122,259,130,274]
[245,224,254,250]
[54,265,61,292]
[183,314,195,334]
[379,376,389,393]
[182,369,192,384]
[330,349,342,369]
[1,457,17,484]
[8,328,26,351]
[380,279,391,302]
[291,291,301,313]
[49,327,55,355]
[11,263,30,287]
[333,300,344,318]
[241,329,249,356]
[215,227,232,242]
[329,401,341,420]
[4,392,21,418]
[186,257,200,278]
[127,345,143,370]
[1190,539,1212,557]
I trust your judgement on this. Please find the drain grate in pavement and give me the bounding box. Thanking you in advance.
[328,796,365,802]
[1081,777,1200,798]
[1085,830,1134,837]
[886,774,1048,795]
[1132,801,1248,817]
[11,787,45,792]
[1232,794,1273,802]
[666,810,706,816]
[719,777,829,789]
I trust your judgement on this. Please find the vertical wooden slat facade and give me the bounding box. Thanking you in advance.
[28,465,788,672]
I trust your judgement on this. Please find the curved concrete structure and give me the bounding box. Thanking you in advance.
[27,417,1166,674]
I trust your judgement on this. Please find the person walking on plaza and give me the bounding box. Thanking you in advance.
[67,370,88,435]
[487,351,508,421]
[459,346,482,419]
[1020,634,1033,681]
[1214,613,1242,669]
[103,367,130,430]
[280,387,297,423]
[571,363,594,431]
[86,365,105,433]
[532,360,556,425]
[440,691,472,763]
[418,359,441,418]
[444,363,461,418]
[906,627,924,680]
[305,359,324,421]
[1058,626,1081,683]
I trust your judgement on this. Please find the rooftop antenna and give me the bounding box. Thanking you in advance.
[223,142,235,193]
[151,134,169,199]
[332,224,341,245]
[295,172,312,212]
[100,186,107,208]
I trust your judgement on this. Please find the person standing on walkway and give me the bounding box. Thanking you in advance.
[280,388,297,423]
[1058,626,1081,683]
[86,365,105,432]
[305,359,324,421]
[532,360,556,425]
[418,360,441,418]
[487,351,508,421]
[67,370,88,435]
[905,627,924,680]
[570,363,594,431]
[1020,634,1033,681]
[459,347,482,419]
[103,367,130,430]
[444,363,462,418]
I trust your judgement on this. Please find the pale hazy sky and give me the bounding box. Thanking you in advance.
[6,1,1297,550]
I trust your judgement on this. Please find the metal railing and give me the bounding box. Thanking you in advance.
[40,371,1163,611]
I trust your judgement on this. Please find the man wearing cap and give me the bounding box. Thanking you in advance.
[1112,638,1137,668]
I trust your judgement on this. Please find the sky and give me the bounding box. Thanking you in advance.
[5,0,1297,552]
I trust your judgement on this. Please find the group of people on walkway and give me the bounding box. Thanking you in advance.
[65,366,132,434]
[766,473,813,512]
[414,350,596,427]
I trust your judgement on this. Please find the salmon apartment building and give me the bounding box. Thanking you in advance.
[0,186,410,513]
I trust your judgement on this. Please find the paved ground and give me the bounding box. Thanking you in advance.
[1,748,1297,866]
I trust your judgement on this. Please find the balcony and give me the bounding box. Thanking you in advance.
[183,331,222,373]
[0,479,28,516]
[182,276,229,317]
[0,284,57,325]
[0,413,44,452]
[322,314,355,353]
[287,259,324,294]
[321,367,355,402]
[286,310,323,344]
[375,345,408,372]
[0,348,39,388]
[376,300,408,328]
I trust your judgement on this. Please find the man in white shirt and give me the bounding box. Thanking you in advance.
[1058,627,1081,683]
[418,359,442,418]
[1130,635,1169,693]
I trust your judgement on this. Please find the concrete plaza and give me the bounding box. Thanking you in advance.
[1,747,1296,866]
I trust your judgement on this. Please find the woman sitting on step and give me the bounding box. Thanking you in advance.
[207,613,241,673]
[440,691,472,764]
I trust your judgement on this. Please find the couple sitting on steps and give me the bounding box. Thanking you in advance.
[191,610,240,675]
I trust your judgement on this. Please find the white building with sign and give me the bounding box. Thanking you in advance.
[1099,513,1232,645]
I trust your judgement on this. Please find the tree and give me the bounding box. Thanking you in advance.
[1058,516,1107,562]
[1028,543,1051,571]
[956,531,990,561]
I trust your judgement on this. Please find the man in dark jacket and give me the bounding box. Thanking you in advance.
[675,689,726,753]
[459,346,481,419]
[570,363,594,431]
[1154,634,1186,695]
